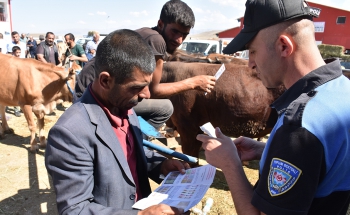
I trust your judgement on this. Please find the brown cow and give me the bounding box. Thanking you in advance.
[57,42,68,63]
[168,49,248,65]
[0,53,80,153]
[161,61,284,158]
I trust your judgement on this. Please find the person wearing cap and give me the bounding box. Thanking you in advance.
[197,0,350,214]
[133,0,216,131]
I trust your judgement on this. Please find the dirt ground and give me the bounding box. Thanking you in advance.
[0,103,349,215]
[0,106,64,215]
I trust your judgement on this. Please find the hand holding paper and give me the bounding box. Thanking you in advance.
[200,122,216,138]
[205,63,225,96]
[214,63,226,79]
[132,165,216,212]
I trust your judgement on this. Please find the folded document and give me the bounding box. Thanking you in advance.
[132,164,216,212]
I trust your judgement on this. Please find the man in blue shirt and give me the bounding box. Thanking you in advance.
[85,32,100,61]
[26,36,37,59]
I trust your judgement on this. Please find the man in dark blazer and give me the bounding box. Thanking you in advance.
[45,29,189,215]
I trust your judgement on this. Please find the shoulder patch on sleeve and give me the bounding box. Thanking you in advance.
[268,158,302,197]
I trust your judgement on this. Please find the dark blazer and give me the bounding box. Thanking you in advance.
[74,57,95,100]
[45,88,165,215]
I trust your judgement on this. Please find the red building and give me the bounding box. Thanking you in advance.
[217,1,350,53]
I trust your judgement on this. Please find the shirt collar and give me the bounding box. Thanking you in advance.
[88,84,133,127]
[272,60,342,115]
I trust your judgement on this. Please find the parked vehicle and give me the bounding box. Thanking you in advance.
[54,39,64,44]
[235,50,249,60]
[76,37,92,46]
[179,40,223,55]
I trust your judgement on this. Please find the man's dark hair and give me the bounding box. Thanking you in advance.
[160,0,195,28]
[12,45,21,52]
[95,29,155,84]
[11,31,19,36]
[64,33,75,41]
[45,32,55,38]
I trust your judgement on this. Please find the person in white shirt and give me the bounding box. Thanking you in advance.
[6,31,27,58]
[6,31,26,117]
[85,32,100,60]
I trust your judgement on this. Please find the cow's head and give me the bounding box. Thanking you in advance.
[68,61,82,74]
[57,42,68,63]
[61,61,82,102]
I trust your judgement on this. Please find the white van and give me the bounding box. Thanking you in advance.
[179,40,223,55]
[236,50,249,60]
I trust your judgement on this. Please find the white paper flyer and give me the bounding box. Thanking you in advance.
[132,164,216,212]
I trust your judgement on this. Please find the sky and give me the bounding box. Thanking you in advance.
[10,0,350,38]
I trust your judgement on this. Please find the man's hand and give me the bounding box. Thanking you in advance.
[68,55,78,61]
[197,127,241,171]
[160,159,190,176]
[138,204,184,215]
[190,75,216,93]
[233,136,265,161]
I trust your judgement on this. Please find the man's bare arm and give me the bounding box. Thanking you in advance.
[37,54,48,63]
[69,54,88,63]
[149,56,216,98]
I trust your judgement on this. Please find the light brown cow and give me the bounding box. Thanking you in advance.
[0,53,80,153]
[57,42,68,63]
[161,62,284,158]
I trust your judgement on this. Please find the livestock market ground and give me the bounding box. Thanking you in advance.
[0,102,349,215]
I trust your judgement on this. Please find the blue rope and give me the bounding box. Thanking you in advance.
[66,81,74,95]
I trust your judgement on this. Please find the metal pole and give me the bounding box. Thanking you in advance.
[143,139,198,164]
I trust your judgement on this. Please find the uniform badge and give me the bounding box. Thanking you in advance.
[268,158,302,196]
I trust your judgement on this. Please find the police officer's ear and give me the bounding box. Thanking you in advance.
[277,34,294,58]
[157,20,165,32]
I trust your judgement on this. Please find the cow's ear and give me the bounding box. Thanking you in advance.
[68,68,75,75]
[70,64,82,74]
[67,68,76,78]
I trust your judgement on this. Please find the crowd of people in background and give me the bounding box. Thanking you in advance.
[0,30,100,117]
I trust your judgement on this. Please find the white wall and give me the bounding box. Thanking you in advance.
[0,0,12,42]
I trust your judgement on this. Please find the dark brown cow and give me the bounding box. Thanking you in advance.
[168,49,248,65]
[0,53,80,153]
[161,62,284,158]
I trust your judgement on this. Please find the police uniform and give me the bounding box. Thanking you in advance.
[252,60,350,215]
